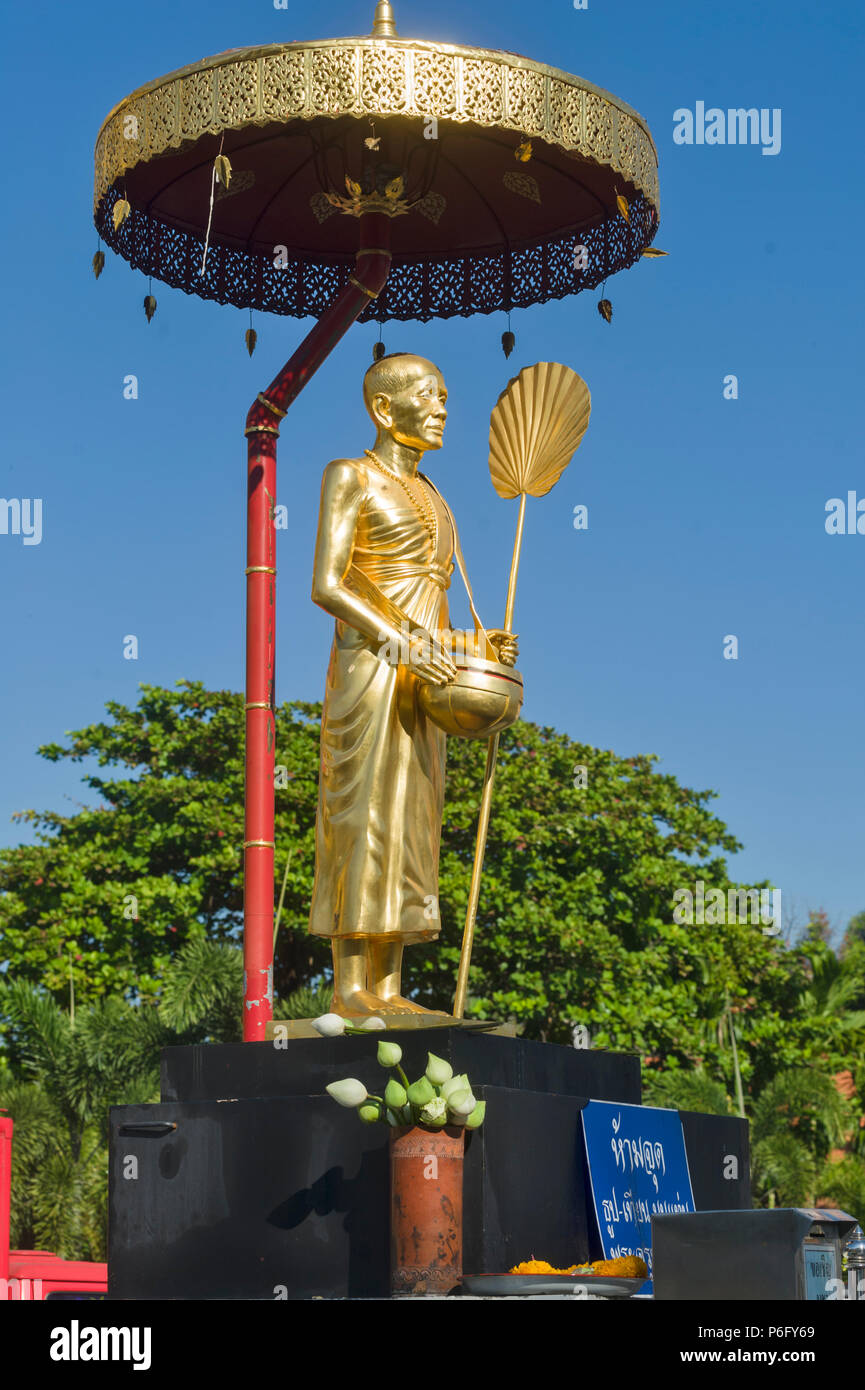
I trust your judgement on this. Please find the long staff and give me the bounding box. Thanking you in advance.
[453,363,591,1018]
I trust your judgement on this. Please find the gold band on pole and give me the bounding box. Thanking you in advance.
[348,276,379,299]
[245,702,271,711]
[244,423,280,437]
[244,839,275,850]
[245,565,276,574]
[256,393,287,418]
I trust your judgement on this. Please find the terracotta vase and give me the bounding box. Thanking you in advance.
[389,1125,465,1295]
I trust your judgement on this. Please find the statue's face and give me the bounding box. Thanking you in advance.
[376,369,448,452]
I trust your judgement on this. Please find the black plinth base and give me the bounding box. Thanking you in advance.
[108,1036,750,1300]
[160,1030,642,1106]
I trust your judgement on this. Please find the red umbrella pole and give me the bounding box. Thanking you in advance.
[242,213,392,1040]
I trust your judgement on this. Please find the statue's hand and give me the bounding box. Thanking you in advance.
[407,627,458,686]
[487,629,519,667]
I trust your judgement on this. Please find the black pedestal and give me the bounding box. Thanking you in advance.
[159,1030,642,1106]
[108,1033,750,1300]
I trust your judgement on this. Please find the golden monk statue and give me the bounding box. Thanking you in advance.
[308,353,517,1017]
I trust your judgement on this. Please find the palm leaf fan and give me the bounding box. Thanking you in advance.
[489,361,591,499]
[453,360,592,1020]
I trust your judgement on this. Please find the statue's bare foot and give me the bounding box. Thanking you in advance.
[333,988,413,1018]
[379,995,449,1016]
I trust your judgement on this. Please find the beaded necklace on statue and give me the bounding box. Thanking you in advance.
[364,449,438,552]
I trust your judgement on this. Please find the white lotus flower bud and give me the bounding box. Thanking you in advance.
[425,1052,453,1086]
[360,1016,386,1030]
[464,1100,486,1129]
[447,1088,477,1117]
[384,1078,408,1109]
[441,1073,470,1101]
[311,1013,347,1037]
[406,1076,436,1107]
[325,1078,368,1108]
[377,1040,403,1067]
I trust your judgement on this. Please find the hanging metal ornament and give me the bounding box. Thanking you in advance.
[372,300,386,360]
[245,308,257,357]
[92,246,105,279]
[143,277,157,323]
[501,309,515,358]
[597,279,612,323]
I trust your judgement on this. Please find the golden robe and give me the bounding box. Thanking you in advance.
[308,458,457,943]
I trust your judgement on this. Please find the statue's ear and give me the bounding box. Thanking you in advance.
[371,392,392,428]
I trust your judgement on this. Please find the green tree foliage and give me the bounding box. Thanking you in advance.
[820,1156,865,1218]
[0,938,245,1259]
[641,1068,732,1116]
[0,981,163,1259]
[750,1068,849,1208]
[0,682,327,1009]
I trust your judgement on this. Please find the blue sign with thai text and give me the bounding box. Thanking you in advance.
[580,1100,695,1287]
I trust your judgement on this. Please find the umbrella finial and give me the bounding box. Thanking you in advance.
[371,1,399,38]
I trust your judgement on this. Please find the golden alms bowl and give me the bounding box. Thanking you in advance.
[419,653,523,740]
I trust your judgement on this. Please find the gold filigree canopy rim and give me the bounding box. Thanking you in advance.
[94,37,656,163]
[93,28,660,321]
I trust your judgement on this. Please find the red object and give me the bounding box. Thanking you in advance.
[389,1125,464,1295]
[1,1115,10,1285]
[5,1250,108,1301]
[242,213,391,1040]
[1,1115,107,1301]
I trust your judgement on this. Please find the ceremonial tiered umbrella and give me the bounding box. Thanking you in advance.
[93,0,660,1039]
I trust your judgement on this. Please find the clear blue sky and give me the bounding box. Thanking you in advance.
[0,0,862,940]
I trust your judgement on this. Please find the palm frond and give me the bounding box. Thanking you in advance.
[0,1080,64,1247]
[0,977,72,1076]
[752,1130,818,1208]
[642,1069,731,1116]
[29,1135,108,1261]
[751,1067,848,1149]
[158,938,242,1041]
[818,1156,865,1221]
[274,983,334,1020]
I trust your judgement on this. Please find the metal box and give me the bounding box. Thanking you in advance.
[653,1207,858,1300]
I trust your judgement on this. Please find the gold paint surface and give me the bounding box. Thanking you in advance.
[264,1016,502,1038]
[307,352,520,1018]
[94,35,658,215]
